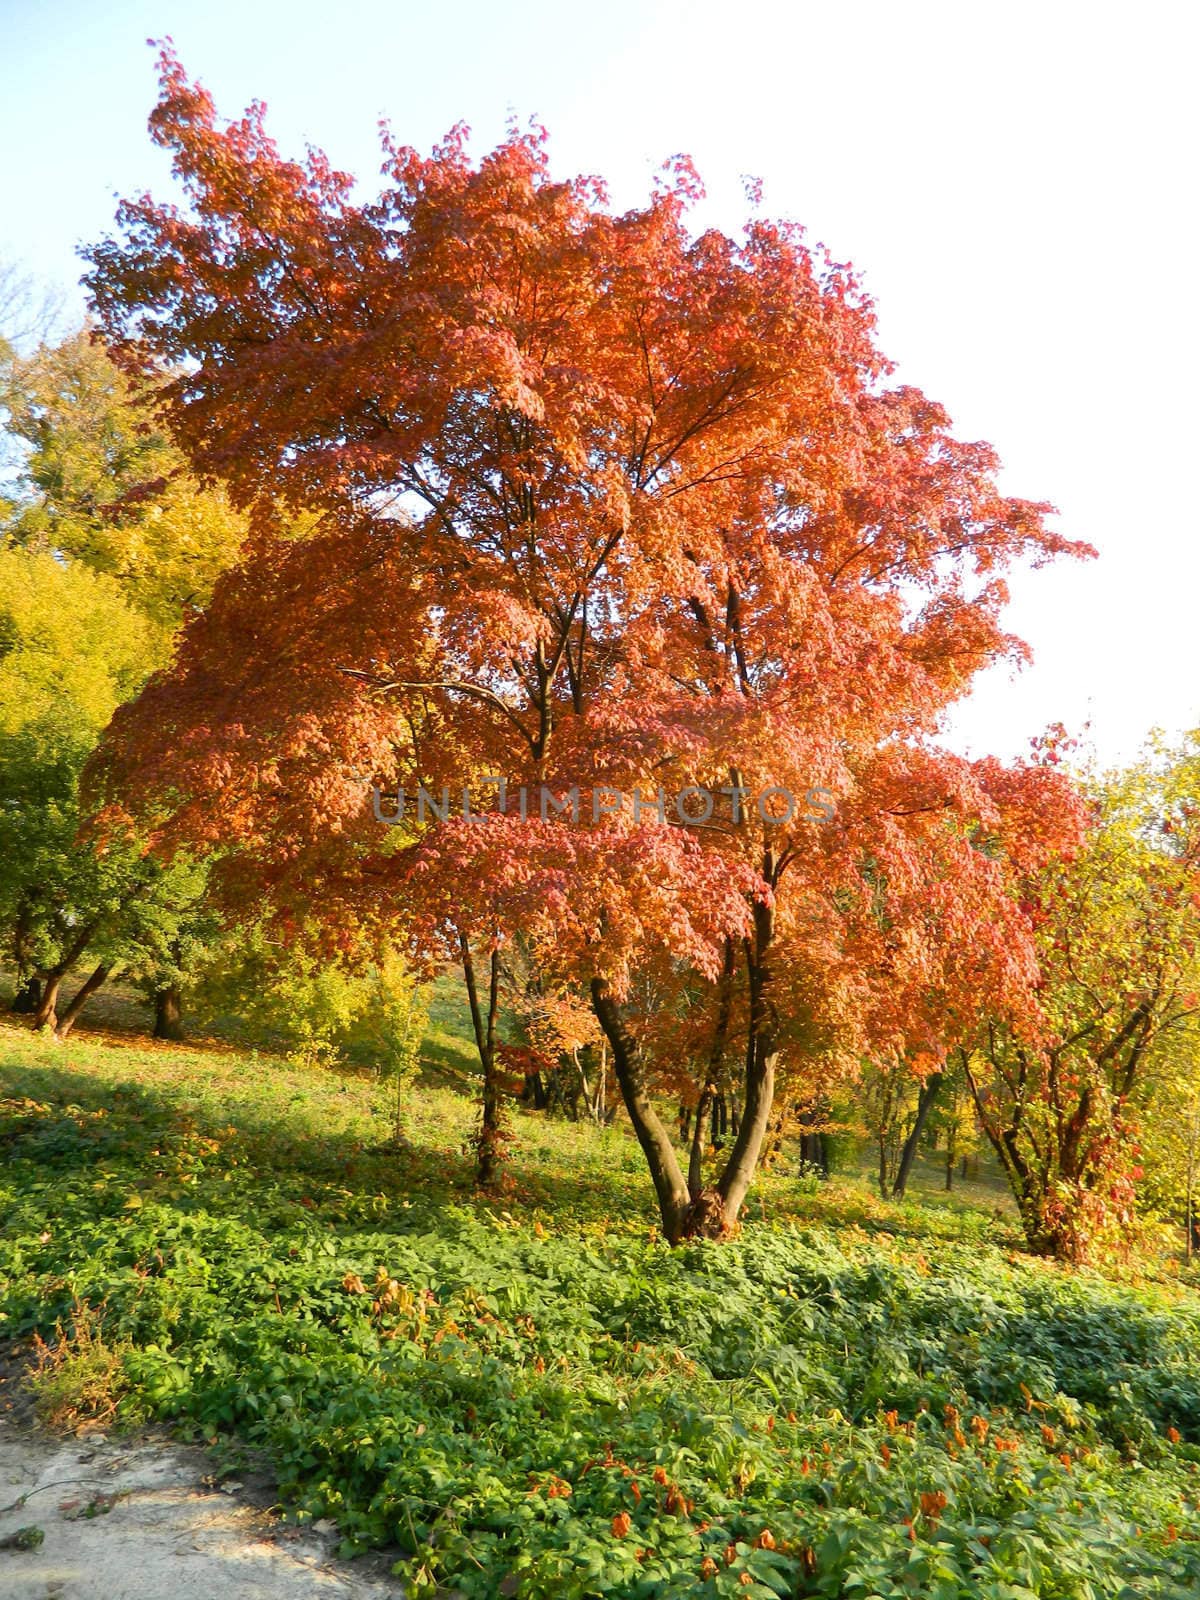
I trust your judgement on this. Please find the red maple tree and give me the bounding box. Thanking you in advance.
[85,49,1092,1234]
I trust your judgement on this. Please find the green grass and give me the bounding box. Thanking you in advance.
[2,1019,1200,1598]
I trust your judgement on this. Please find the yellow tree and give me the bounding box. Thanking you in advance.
[968,736,1200,1260]
[3,327,246,626]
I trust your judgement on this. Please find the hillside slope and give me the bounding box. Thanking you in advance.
[2,1024,1199,1598]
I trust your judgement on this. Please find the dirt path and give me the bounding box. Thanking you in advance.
[0,1418,403,1598]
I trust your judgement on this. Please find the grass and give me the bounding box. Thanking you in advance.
[2,1015,1200,1597]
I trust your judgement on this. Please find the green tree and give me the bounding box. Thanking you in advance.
[0,544,208,1034]
[0,325,253,1038]
[3,327,246,626]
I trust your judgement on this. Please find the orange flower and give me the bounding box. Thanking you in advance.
[754,1529,776,1550]
[700,1557,718,1579]
[1167,1427,1182,1444]
[341,1272,366,1295]
[724,1543,738,1566]
[970,1415,989,1440]
[739,1576,753,1587]
[630,1480,641,1504]
[766,1414,776,1433]
[611,1513,632,1538]
[880,1442,892,1467]
[920,1490,948,1525]
[883,1409,899,1429]
[653,1467,668,1485]
[1040,1425,1057,1447]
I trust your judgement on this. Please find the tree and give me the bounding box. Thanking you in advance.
[83,49,1092,1233]
[0,257,63,369]
[0,544,220,1035]
[967,738,1200,1261]
[1137,1032,1200,1261]
[3,327,247,626]
[0,313,259,1041]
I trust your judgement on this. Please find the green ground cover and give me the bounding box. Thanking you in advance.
[2,1020,1199,1598]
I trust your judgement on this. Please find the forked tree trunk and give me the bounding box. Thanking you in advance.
[153,983,185,1040]
[590,975,691,1241]
[55,963,111,1040]
[713,856,780,1229]
[31,921,99,1032]
[594,854,780,1244]
[33,972,64,1032]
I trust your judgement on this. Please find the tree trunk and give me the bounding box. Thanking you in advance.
[715,858,779,1229]
[461,932,504,1188]
[153,983,184,1040]
[798,1128,829,1174]
[521,1069,547,1109]
[797,1099,829,1176]
[30,920,100,1032]
[33,971,64,1031]
[965,1052,1056,1254]
[10,903,39,1011]
[10,975,42,1014]
[591,975,691,1242]
[55,963,111,1040]
[892,1071,943,1199]
[688,939,736,1200]
[688,1082,715,1200]
[711,1091,728,1149]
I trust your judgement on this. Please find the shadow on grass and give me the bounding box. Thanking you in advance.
[0,1053,658,1235]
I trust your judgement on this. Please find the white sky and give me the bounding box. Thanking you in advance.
[2,0,1196,768]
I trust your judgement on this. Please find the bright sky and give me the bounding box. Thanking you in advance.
[2,0,1196,769]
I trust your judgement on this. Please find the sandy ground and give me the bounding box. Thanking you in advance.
[0,1418,404,1599]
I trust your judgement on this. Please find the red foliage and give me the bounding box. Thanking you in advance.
[84,51,1093,1221]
